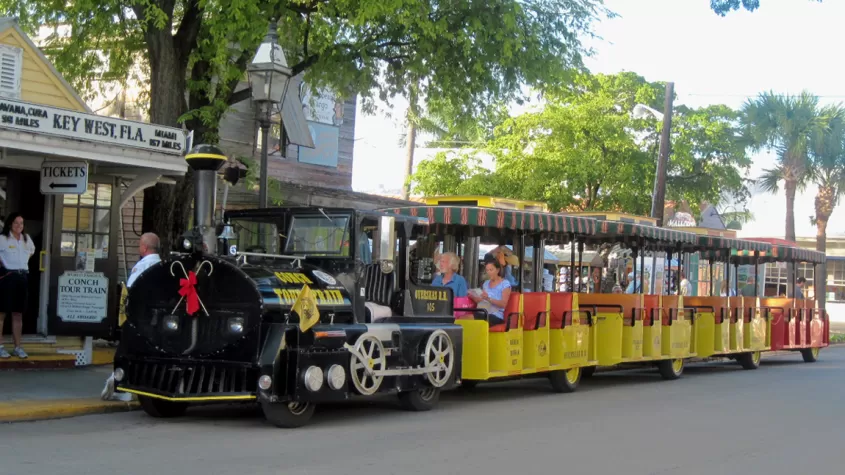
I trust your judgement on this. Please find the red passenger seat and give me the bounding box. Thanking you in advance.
[489,292,521,333]
[522,293,548,330]
[643,295,659,326]
[549,293,574,329]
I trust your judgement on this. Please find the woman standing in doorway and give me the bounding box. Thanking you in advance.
[0,213,36,359]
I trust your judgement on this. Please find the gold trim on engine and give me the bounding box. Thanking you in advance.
[118,387,257,402]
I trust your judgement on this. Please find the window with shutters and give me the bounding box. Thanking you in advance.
[0,44,22,99]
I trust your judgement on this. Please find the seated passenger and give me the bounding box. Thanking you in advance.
[431,251,468,297]
[469,260,512,326]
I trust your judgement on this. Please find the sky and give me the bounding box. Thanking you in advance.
[350,0,845,240]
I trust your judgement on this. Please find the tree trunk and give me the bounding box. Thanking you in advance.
[814,185,835,253]
[784,179,797,242]
[140,28,190,252]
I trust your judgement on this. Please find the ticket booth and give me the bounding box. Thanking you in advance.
[0,19,187,366]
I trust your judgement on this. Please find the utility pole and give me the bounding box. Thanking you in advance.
[650,81,674,226]
[401,85,418,201]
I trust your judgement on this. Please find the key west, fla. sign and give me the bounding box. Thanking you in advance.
[0,98,186,155]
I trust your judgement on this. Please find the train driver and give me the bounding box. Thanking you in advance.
[432,252,468,297]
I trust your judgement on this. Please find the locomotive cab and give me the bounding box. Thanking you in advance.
[114,144,463,428]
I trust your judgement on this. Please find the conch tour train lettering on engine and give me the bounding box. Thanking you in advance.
[112,143,830,429]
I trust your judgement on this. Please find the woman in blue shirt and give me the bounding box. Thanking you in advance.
[431,252,468,297]
[470,260,512,326]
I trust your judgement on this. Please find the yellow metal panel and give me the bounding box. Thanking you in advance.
[457,320,489,380]
[489,330,523,373]
[695,312,716,358]
[595,312,623,366]
[745,298,768,351]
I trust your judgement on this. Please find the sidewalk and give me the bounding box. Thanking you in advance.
[0,365,138,423]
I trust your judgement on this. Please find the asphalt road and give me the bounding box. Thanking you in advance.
[4,348,844,475]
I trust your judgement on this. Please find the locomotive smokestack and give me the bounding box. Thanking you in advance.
[185,144,227,254]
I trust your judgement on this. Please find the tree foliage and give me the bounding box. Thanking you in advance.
[3,0,612,249]
[412,72,753,218]
[710,0,821,16]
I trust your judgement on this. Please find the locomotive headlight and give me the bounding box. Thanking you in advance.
[227,317,244,334]
[113,368,125,382]
[258,375,272,390]
[304,366,324,392]
[327,364,346,390]
[163,314,179,331]
[182,238,192,250]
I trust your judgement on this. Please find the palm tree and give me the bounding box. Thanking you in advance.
[742,91,825,241]
[809,104,845,253]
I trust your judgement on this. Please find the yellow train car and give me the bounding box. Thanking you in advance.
[421,195,549,212]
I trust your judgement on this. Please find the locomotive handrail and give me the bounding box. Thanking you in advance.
[236,252,306,267]
[561,310,594,327]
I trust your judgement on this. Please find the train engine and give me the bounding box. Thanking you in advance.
[113,144,463,428]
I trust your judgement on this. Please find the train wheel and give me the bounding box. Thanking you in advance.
[801,347,820,363]
[139,396,188,418]
[581,366,596,379]
[261,400,315,428]
[549,367,581,393]
[423,330,455,388]
[657,358,684,380]
[737,350,762,370]
[350,333,387,395]
[398,388,440,411]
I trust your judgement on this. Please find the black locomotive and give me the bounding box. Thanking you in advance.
[113,145,463,428]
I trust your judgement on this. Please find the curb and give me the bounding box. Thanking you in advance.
[0,398,139,423]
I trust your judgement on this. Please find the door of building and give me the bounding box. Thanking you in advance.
[47,178,119,338]
[0,169,46,337]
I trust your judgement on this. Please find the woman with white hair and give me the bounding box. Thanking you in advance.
[431,251,468,297]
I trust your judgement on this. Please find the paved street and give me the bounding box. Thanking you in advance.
[3,348,844,475]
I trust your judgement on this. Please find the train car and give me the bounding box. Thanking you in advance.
[728,238,829,362]
[112,145,464,428]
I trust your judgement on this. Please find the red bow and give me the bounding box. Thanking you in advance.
[179,271,200,316]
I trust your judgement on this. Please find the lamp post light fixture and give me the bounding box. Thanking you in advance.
[248,19,293,210]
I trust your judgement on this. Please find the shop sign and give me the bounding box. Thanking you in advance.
[57,271,109,323]
[40,160,88,194]
[0,98,186,155]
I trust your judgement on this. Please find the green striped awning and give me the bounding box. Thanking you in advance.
[383,206,598,235]
[733,245,826,264]
[590,220,699,244]
[696,235,772,252]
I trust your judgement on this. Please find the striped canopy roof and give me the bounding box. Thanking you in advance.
[384,206,598,236]
[696,235,772,252]
[732,245,826,264]
[588,220,699,245]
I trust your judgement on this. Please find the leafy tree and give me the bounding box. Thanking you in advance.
[412,72,753,217]
[4,0,612,250]
[710,0,821,16]
[741,91,824,241]
[809,105,845,253]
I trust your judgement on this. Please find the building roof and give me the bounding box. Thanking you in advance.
[0,17,91,113]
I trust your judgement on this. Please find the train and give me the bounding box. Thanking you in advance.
[112,145,829,428]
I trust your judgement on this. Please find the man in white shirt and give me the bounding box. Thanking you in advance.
[102,232,161,401]
[0,213,36,359]
[126,233,162,288]
[680,270,693,296]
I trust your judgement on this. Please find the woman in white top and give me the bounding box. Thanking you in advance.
[0,213,36,359]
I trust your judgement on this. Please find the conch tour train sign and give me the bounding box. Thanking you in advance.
[0,98,187,155]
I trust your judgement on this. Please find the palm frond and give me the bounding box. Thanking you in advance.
[757,166,785,194]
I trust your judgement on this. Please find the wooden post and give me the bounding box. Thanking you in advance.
[650,82,674,226]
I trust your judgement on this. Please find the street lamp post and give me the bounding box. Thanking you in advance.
[247,19,293,210]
